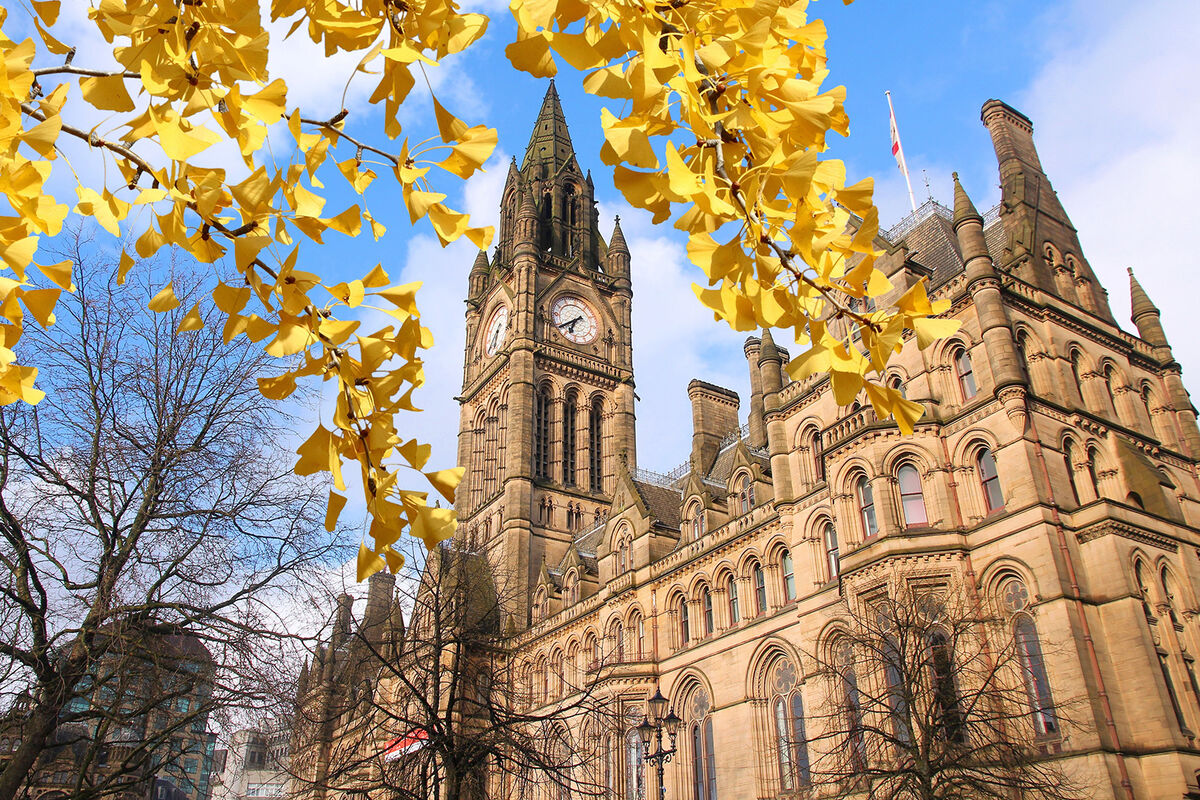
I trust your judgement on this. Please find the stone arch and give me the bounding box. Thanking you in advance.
[746,637,807,696]
[979,557,1042,612]
[833,456,876,493]
[793,419,825,489]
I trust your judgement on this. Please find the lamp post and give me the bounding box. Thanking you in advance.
[637,688,681,800]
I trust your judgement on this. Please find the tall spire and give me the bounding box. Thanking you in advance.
[1128,267,1159,320]
[608,216,629,255]
[951,172,982,228]
[1128,267,1168,349]
[521,81,577,173]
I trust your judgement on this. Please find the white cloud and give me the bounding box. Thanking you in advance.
[1017,0,1200,395]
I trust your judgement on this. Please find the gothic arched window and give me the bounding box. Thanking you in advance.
[1064,439,1082,506]
[727,573,740,625]
[836,642,867,771]
[897,463,927,527]
[610,619,625,663]
[589,397,604,493]
[534,385,552,480]
[633,612,646,660]
[823,522,840,580]
[678,596,691,646]
[736,474,754,515]
[687,501,705,541]
[625,728,645,800]
[978,447,1004,512]
[702,586,715,635]
[563,390,577,486]
[780,549,796,603]
[856,475,879,539]
[1085,446,1102,498]
[928,630,964,742]
[770,659,810,790]
[752,561,767,616]
[1002,578,1059,736]
[685,689,717,800]
[955,347,978,400]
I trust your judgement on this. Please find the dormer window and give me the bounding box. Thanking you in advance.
[736,475,755,515]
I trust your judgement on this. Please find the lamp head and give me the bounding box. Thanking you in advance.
[636,716,654,750]
[663,708,682,738]
[648,687,668,720]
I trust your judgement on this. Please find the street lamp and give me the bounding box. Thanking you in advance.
[638,688,680,800]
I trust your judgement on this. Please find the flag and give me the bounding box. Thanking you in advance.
[888,102,909,177]
[886,91,918,213]
[382,728,429,762]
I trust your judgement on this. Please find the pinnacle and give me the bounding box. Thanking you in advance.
[1128,267,1160,320]
[471,249,489,273]
[609,215,629,255]
[758,328,780,364]
[951,172,983,228]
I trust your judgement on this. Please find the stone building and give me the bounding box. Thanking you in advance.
[301,84,1200,799]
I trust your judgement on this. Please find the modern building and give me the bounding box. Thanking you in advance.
[0,620,219,800]
[298,84,1200,799]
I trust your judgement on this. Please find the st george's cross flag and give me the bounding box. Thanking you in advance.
[886,91,918,212]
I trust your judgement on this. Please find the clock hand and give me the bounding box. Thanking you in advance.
[562,316,582,333]
[488,328,500,350]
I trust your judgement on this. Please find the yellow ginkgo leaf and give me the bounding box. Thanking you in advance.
[80,75,135,112]
[148,282,180,312]
[176,303,204,332]
[356,543,385,581]
[325,491,348,532]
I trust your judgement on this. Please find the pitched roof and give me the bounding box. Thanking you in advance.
[632,479,683,530]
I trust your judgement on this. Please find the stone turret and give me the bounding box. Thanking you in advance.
[953,173,1028,429]
[468,249,489,300]
[744,337,767,450]
[758,330,794,501]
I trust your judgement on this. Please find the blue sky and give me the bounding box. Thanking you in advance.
[12,0,1200,531]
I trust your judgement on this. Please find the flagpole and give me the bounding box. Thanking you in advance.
[886,90,918,213]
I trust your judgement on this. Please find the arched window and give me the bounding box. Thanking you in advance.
[737,474,754,515]
[551,651,564,697]
[611,620,625,663]
[702,586,715,635]
[753,561,768,616]
[678,596,690,646]
[1002,578,1059,736]
[634,614,646,660]
[625,729,645,800]
[727,574,740,624]
[1085,447,1102,498]
[564,184,577,257]
[685,689,717,800]
[780,549,796,603]
[534,385,552,480]
[888,374,906,399]
[1064,440,1081,506]
[824,522,840,580]
[563,391,577,486]
[1103,364,1118,412]
[836,642,867,771]
[978,447,1004,512]
[1162,569,1183,628]
[856,475,879,539]
[897,464,927,527]
[687,501,705,541]
[564,572,578,606]
[615,533,632,575]
[589,397,604,493]
[928,630,964,742]
[955,348,978,400]
[770,658,810,790]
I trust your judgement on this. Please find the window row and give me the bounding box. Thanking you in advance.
[671,550,797,648]
[534,387,606,493]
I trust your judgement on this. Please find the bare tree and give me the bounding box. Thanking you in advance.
[806,585,1090,800]
[0,228,341,799]
[291,539,623,800]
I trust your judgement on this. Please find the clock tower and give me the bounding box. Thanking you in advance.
[455,83,636,629]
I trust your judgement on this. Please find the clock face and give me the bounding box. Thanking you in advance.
[551,295,599,344]
[484,305,509,356]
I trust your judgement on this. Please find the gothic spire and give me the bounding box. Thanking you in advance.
[609,215,629,255]
[951,172,982,228]
[1128,267,1160,320]
[521,81,577,174]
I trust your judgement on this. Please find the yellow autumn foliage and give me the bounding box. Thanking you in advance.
[0,0,955,580]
